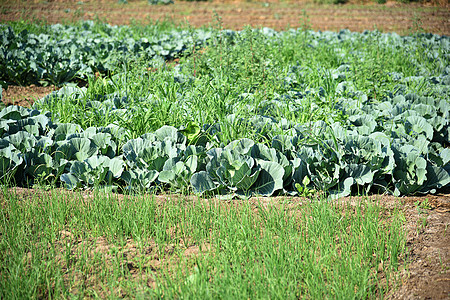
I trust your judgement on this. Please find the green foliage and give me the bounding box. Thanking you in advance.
[0,23,448,198]
[0,21,211,86]
[415,198,432,210]
[295,176,315,198]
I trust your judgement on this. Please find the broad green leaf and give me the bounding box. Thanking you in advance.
[185,155,198,173]
[0,119,15,135]
[421,165,450,192]
[406,116,433,140]
[162,157,180,171]
[441,148,450,166]
[0,105,33,120]
[159,170,176,183]
[0,145,23,177]
[121,168,159,189]
[108,157,125,178]
[179,121,201,143]
[225,138,254,155]
[253,161,284,196]
[191,171,217,195]
[91,132,114,153]
[348,114,377,135]
[272,134,297,154]
[4,131,37,152]
[70,161,88,180]
[123,138,154,161]
[346,164,374,185]
[53,123,82,141]
[54,142,76,162]
[251,143,291,180]
[236,167,260,191]
[292,157,308,186]
[329,177,354,200]
[29,152,53,173]
[154,125,186,146]
[369,132,390,147]
[60,173,80,190]
[229,161,252,186]
[221,148,253,171]
[70,137,98,161]
[141,146,167,171]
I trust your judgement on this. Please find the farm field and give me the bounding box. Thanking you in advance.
[1,0,449,299]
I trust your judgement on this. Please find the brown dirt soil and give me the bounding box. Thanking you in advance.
[1,0,449,35]
[5,187,450,299]
[2,84,58,107]
[385,195,450,299]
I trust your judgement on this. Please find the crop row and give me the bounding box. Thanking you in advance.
[1,88,448,198]
[0,21,211,86]
[1,21,449,87]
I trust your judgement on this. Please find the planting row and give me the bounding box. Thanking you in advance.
[1,22,449,87]
[0,88,448,198]
[0,21,211,86]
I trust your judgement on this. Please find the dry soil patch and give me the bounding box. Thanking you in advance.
[0,0,449,35]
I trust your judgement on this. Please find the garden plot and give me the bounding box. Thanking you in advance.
[0,20,449,299]
[0,24,448,198]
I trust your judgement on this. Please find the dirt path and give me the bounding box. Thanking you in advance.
[2,85,58,107]
[385,195,450,299]
[1,0,449,35]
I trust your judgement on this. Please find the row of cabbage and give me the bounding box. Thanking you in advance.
[0,88,448,198]
[0,21,211,86]
[2,22,449,87]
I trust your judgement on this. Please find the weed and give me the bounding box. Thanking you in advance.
[415,198,432,211]
[295,176,315,198]
[298,9,311,32]
[410,13,425,34]
[416,214,428,234]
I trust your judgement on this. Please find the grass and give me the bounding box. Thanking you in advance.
[0,187,406,299]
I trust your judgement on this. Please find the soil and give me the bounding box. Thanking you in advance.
[385,194,450,299]
[2,84,58,107]
[0,0,449,35]
[1,0,449,298]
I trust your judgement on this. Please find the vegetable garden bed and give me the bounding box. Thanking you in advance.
[0,15,449,299]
